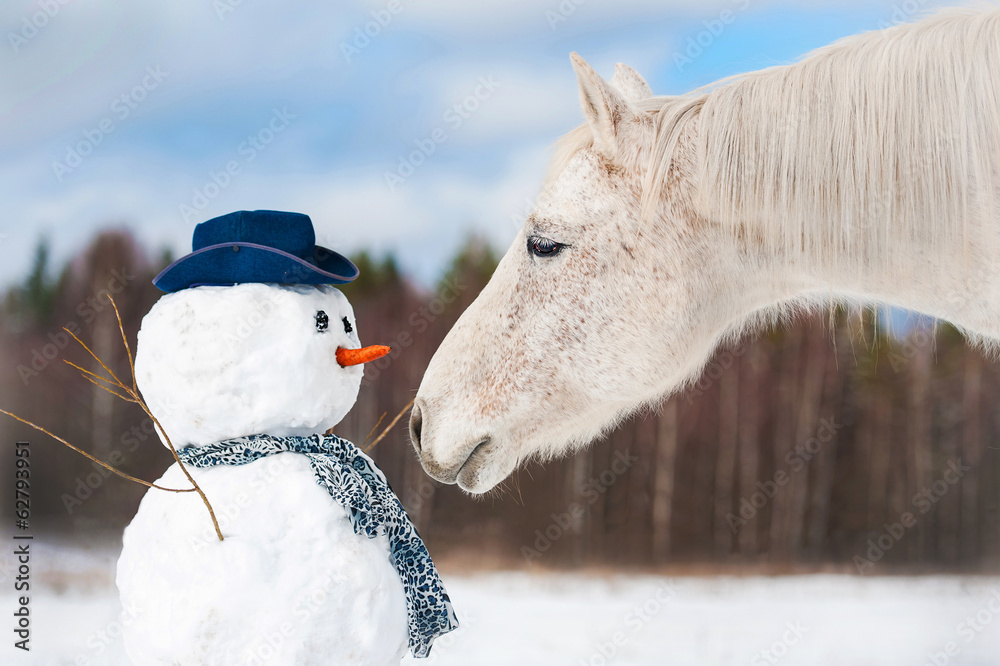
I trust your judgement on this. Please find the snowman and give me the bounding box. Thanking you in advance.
[116,210,457,665]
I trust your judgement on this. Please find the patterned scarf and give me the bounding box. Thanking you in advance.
[177,433,459,658]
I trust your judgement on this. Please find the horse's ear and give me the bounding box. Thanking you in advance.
[610,63,652,103]
[570,53,645,160]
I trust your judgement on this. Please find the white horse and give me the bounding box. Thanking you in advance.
[411,8,1000,493]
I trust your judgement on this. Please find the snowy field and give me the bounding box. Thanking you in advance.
[2,541,999,666]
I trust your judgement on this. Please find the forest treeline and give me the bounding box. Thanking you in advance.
[1,229,997,572]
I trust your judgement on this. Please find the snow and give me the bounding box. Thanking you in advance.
[4,541,999,665]
[135,284,364,449]
[117,456,408,665]
[409,572,1000,666]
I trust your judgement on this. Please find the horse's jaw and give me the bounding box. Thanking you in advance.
[411,353,640,494]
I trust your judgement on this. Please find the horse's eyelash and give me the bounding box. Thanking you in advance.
[528,234,567,245]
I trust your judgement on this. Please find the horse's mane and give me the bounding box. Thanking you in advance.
[550,7,1000,275]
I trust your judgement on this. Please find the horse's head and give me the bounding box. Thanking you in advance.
[412,55,753,493]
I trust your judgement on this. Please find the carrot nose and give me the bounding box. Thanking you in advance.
[336,345,390,367]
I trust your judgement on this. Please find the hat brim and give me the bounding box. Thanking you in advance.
[153,241,359,293]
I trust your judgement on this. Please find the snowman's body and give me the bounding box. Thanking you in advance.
[117,283,409,665]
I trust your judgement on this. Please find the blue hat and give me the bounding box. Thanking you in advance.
[153,210,359,293]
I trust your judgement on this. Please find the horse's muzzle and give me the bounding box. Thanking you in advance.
[410,400,491,486]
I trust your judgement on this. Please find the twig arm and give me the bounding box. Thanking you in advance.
[0,409,196,493]
[104,295,226,542]
[364,399,415,453]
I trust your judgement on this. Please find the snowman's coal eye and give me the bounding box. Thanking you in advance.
[342,316,353,334]
[315,311,329,332]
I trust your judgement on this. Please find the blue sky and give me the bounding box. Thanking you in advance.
[0,0,955,289]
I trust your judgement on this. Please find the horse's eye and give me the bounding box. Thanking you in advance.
[342,316,353,334]
[528,236,566,258]
[315,310,329,332]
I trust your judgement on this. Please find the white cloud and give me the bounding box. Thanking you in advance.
[393,60,579,145]
[0,136,554,290]
[0,0,961,293]
[0,1,351,154]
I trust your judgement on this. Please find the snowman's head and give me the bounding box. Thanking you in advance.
[134,283,384,448]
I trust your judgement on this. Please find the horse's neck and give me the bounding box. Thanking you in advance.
[767,211,1000,341]
[679,9,1000,340]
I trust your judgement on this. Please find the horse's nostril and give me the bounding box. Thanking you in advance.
[409,403,423,452]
